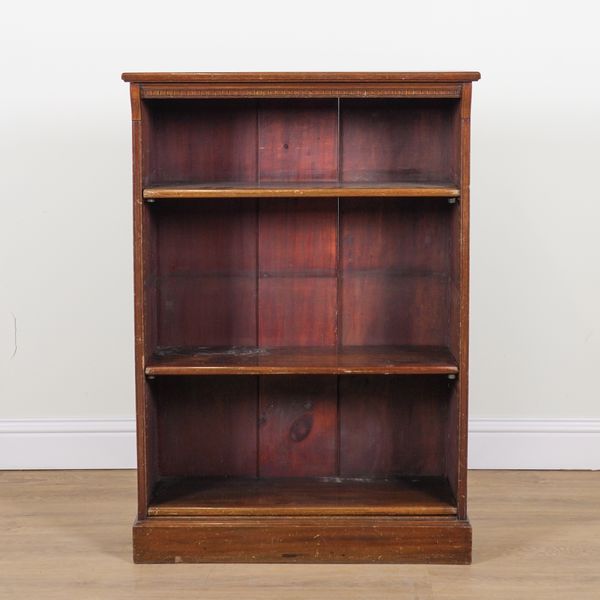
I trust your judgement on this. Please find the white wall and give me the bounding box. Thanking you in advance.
[1,1,599,466]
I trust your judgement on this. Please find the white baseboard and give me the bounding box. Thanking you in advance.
[0,419,136,469]
[468,418,600,470]
[0,418,598,470]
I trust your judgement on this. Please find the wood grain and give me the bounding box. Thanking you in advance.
[143,182,460,198]
[341,99,460,184]
[154,377,257,477]
[134,517,470,564]
[147,476,456,516]
[453,82,473,519]
[4,470,600,597]
[258,197,337,347]
[340,197,452,347]
[131,88,157,519]
[258,100,338,182]
[339,377,451,477]
[122,72,482,83]
[258,377,338,477]
[144,100,257,185]
[153,199,257,348]
[145,345,458,375]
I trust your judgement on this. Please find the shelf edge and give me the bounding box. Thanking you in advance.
[144,366,459,376]
[143,187,461,200]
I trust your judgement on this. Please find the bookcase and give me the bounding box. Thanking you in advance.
[122,72,480,564]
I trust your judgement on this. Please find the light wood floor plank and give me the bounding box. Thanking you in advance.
[0,470,599,599]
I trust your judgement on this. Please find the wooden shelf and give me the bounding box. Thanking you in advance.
[145,345,458,376]
[143,182,460,199]
[148,476,457,517]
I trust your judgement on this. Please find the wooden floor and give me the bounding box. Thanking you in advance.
[1,471,599,599]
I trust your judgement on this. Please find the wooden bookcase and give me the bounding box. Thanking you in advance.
[122,72,480,564]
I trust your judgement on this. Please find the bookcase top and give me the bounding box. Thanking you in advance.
[122,71,481,84]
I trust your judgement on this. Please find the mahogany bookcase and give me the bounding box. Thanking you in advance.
[122,72,480,564]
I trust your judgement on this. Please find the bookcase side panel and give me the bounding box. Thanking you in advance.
[133,87,159,517]
[445,83,472,519]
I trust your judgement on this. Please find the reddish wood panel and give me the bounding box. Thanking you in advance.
[124,72,481,83]
[258,197,337,347]
[258,100,338,182]
[454,83,473,520]
[445,378,460,505]
[259,376,337,477]
[146,345,458,376]
[341,198,451,273]
[143,182,460,199]
[133,103,158,518]
[155,376,258,477]
[340,197,451,346]
[155,199,256,275]
[341,275,448,346]
[448,213,461,353]
[339,376,450,477]
[148,476,456,516]
[259,278,336,347]
[341,99,460,184]
[158,276,256,347]
[144,99,257,185]
[133,518,472,564]
[155,200,257,347]
[258,198,337,274]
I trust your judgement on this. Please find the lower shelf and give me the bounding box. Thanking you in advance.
[148,476,457,517]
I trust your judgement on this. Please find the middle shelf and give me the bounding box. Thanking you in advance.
[145,345,458,376]
[142,194,460,376]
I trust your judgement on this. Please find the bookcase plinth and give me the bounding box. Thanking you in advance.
[133,516,472,564]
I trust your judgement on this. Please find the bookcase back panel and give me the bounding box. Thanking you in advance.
[144,98,459,186]
[155,376,258,477]
[145,99,339,185]
[258,198,337,347]
[340,99,460,184]
[152,375,450,480]
[144,100,258,185]
[258,100,338,182]
[258,278,337,347]
[156,199,257,273]
[339,376,450,477]
[154,200,257,347]
[341,275,448,346]
[259,376,338,477]
[340,198,452,346]
[258,198,337,274]
[158,277,257,347]
[150,197,456,350]
[341,198,451,272]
